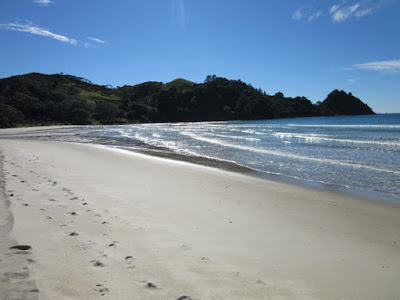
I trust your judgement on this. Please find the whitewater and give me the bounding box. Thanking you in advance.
[5,114,400,202]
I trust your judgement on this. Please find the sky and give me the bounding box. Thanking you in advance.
[0,0,399,113]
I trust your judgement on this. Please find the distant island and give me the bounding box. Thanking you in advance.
[0,73,374,128]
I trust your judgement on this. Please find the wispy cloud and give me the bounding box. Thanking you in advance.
[293,1,391,23]
[355,8,373,18]
[292,7,305,21]
[330,5,340,14]
[331,3,360,22]
[352,59,400,72]
[172,0,187,29]
[34,0,52,6]
[329,0,391,22]
[309,11,323,21]
[347,78,358,83]
[0,22,77,45]
[292,6,322,22]
[87,37,107,44]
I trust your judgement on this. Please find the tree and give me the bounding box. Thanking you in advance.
[319,90,375,116]
[274,92,284,99]
[71,108,91,125]
[0,103,24,127]
[95,100,119,122]
[204,75,217,84]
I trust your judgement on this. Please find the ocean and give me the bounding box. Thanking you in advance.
[6,114,400,203]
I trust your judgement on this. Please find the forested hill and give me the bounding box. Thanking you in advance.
[0,73,375,128]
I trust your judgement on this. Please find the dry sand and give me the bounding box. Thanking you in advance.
[0,138,399,300]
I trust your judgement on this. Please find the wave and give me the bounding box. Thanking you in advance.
[202,132,261,142]
[287,124,400,129]
[273,132,400,147]
[180,132,400,175]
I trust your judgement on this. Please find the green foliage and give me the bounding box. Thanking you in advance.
[71,108,92,125]
[80,90,120,104]
[318,90,375,116]
[94,100,120,123]
[0,73,374,128]
[0,103,24,127]
[163,78,196,93]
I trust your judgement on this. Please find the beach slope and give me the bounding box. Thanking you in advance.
[0,139,399,299]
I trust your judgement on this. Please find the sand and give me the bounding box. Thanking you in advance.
[0,138,399,300]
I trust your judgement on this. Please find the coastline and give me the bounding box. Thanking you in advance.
[0,139,399,299]
[0,124,398,205]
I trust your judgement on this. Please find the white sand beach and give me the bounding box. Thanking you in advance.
[1,138,400,299]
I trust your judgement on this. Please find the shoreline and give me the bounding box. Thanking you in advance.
[1,125,398,205]
[105,143,400,206]
[122,144,400,205]
[0,139,399,299]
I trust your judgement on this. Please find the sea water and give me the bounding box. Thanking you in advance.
[10,114,400,203]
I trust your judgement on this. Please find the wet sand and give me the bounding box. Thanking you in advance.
[0,139,400,299]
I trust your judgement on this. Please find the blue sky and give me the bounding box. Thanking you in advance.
[0,0,399,113]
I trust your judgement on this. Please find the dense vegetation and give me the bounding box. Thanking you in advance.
[0,73,374,128]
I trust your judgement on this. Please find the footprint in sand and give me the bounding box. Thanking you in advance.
[4,267,30,280]
[146,282,159,289]
[94,284,109,296]
[81,240,96,251]
[181,244,192,251]
[10,245,32,251]
[27,258,36,264]
[91,260,105,267]
[177,296,194,300]
[125,256,136,269]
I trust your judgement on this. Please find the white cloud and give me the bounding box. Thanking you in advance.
[172,0,187,29]
[87,37,107,44]
[34,0,52,6]
[292,7,305,20]
[347,78,358,82]
[352,59,400,72]
[355,8,372,18]
[0,22,77,45]
[293,1,388,24]
[329,0,384,22]
[330,5,340,14]
[332,3,360,22]
[309,11,323,21]
[292,7,322,22]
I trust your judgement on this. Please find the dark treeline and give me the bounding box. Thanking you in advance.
[0,73,374,128]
